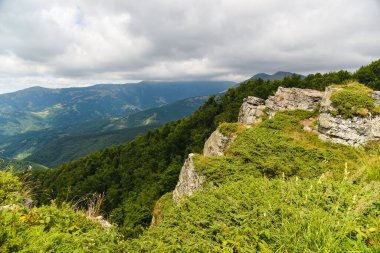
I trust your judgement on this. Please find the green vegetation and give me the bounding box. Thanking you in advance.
[0,171,125,252]
[128,177,380,252]
[195,110,380,184]
[355,59,380,90]
[29,59,380,240]
[127,109,380,252]
[27,125,157,168]
[217,122,246,137]
[0,157,48,172]
[330,82,380,118]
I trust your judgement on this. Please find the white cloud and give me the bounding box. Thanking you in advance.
[0,0,379,93]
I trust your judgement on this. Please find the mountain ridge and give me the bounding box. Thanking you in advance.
[250,71,305,81]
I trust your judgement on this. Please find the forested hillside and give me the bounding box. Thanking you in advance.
[30,59,379,237]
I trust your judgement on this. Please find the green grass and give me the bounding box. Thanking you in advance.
[194,110,379,184]
[217,122,246,137]
[0,171,126,252]
[127,177,380,252]
[330,82,379,118]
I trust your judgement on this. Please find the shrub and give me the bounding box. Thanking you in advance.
[330,82,379,118]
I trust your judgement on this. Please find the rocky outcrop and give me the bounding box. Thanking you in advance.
[172,154,205,204]
[265,87,323,117]
[317,88,380,146]
[238,97,266,124]
[203,130,236,156]
[238,87,323,124]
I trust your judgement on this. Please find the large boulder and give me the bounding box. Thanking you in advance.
[238,96,266,124]
[203,129,236,156]
[317,88,380,146]
[172,154,205,204]
[265,87,323,117]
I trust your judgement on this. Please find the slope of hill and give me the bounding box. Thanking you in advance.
[27,125,158,168]
[127,106,380,252]
[0,96,208,166]
[250,71,305,80]
[0,81,235,137]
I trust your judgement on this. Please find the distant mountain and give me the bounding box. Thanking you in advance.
[250,71,304,81]
[0,96,209,167]
[0,81,235,137]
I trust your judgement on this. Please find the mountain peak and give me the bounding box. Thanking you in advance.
[250,71,304,81]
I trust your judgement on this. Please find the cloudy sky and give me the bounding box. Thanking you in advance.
[0,0,379,93]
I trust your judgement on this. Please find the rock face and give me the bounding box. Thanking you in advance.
[265,87,323,117]
[203,130,236,156]
[238,87,323,124]
[317,88,380,146]
[238,97,266,124]
[172,154,205,204]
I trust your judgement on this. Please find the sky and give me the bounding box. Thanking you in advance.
[0,0,379,93]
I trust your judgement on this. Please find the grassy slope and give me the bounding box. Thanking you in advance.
[127,109,380,252]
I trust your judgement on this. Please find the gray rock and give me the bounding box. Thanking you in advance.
[0,204,18,210]
[94,216,112,228]
[23,198,34,209]
[238,96,266,124]
[317,87,380,146]
[265,87,323,117]
[172,154,205,204]
[203,129,236,156]
[372,91,380,104]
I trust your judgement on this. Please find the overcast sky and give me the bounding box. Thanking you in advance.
[0,0,379,93]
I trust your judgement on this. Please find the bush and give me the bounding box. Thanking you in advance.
[330,82,378,118]
[0,171,22,205]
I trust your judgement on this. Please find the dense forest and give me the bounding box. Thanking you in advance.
[30,59,380,238]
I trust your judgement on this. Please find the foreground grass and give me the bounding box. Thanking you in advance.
[128,177,380,252]
[0,171,125,252]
